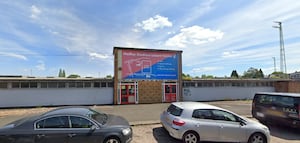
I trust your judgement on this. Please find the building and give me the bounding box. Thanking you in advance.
[113,47,183,104]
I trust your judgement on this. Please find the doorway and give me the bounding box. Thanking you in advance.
[164,83,177,102]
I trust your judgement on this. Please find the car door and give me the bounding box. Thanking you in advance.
[211,110,246,142]
[67,116,100,143]
[34,116,69,143]
[191,109,220,141]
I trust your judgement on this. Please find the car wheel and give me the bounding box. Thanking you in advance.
[248,133,266,143]
[104,136,120,143]
[183,131,199,143]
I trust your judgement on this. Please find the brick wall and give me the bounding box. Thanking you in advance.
[138,81,163,103]
[274,81,300,93]
[288,81,300,93]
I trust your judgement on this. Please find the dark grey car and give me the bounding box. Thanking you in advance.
[0,106,132,143]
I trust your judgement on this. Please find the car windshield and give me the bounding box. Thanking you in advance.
[87,109,108,125]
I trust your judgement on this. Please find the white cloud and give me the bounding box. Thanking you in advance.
[30,5,41,19]
[89,52,110,59]
[192,66,222,73]
[165,26,224,48]
[134,15,172,32]
[0,52,27,60]
[222,51,241,58]
[36,60,45,71]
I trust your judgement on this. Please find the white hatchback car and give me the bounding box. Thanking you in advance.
[160,102,270,143]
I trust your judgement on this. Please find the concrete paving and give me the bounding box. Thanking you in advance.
[0,100,252,126]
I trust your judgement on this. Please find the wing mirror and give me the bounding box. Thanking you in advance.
[90,125,97,132]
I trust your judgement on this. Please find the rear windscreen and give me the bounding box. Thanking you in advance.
[167,104,183,116]
[256,94,297,107]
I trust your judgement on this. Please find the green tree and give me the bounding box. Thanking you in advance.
[62,70,66,77]
[230,70,239,78]
[182,73,192,80]
[67,74,81,78]
[106,75,113,79]
[242,67,264,78]
[201,74,214,79]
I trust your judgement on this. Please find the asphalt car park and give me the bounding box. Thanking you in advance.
[1,100,300,143]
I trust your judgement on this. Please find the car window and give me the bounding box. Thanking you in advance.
[36,116,69,129]
[192,109,213,119]
[167,104,183,116]
[70,116,94,128]
[212,110,237,122]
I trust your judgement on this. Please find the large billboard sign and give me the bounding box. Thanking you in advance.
[121,49,179,80]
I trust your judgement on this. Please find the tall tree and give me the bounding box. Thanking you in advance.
[242,67,264,78]
[230,70,239,78]
[58,69,63,77]
[62,70,66,77]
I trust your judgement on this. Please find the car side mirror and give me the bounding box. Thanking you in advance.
[239,120,246,126]
[90,125,97,132]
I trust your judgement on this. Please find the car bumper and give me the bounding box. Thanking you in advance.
[160,120,183,140]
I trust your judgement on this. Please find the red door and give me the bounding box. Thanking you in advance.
[121,84,136,104]
[164,84,177,102]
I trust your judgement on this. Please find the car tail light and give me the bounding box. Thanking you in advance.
[173,119,185,126]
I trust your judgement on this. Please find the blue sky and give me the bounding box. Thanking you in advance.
[0,0,300,77]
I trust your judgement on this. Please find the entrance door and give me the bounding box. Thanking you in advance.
[164,84,177,102]
[120,83,136,104]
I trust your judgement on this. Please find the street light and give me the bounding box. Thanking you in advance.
[272,21,287,77]
[272,57,276,72]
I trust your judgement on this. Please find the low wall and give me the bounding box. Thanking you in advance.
[0,88,113,108]
[183,87,275,101]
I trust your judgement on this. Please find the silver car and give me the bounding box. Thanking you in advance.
[160,102,270,143]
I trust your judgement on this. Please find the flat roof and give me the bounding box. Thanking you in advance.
[113,47,183,54]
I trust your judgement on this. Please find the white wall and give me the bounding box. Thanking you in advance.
[0,88,113,108]
[183,87,275,101]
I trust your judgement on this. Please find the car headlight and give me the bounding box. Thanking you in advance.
[122,128,131,135]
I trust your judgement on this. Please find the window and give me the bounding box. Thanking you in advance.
[84,82,91,88]
[192,109,213,119]
[69,82,76,88]
[36,116,69,129]
[30,82,38,88]
[58,82,66,88]
[41,82,47,88]
[12,82,20,88]
[212,110,237,122]
[101,82,107,87]
[70,116,94,128]
[94,82,100,88]
[167,104,183,116]
[21,82,30,88]
[48,82,58,88]
[0,82,7,88]
[76,82,83,88]
[108,82,113,87]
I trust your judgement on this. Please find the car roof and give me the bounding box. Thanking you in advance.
[41,106,92,117]
[256,92,300,98]
[171,102,222,110]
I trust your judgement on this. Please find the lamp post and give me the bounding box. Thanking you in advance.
[273,21,287,77]
[272,57,276,72]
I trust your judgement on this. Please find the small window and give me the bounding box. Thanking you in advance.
[48,82,58,88]
[0,82,8,88]
[94,82,100,88]
[12,82,20,88]
[76,82,83,88]
[167,104,183,116]
[30,82,38,88]
[58,82,66,88]
[107,82,113,87]
[70,116,94,128]
[192,109,213,119]
[41,82,47,88]
[84,82,91,88]
[36,116,69,129]
[101,82,107,87]
[21,82,30,88]
[69,82,76,88]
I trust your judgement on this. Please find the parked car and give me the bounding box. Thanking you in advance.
[0,106,132,143]
[252,92,300,128]
[160,102,270,143]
